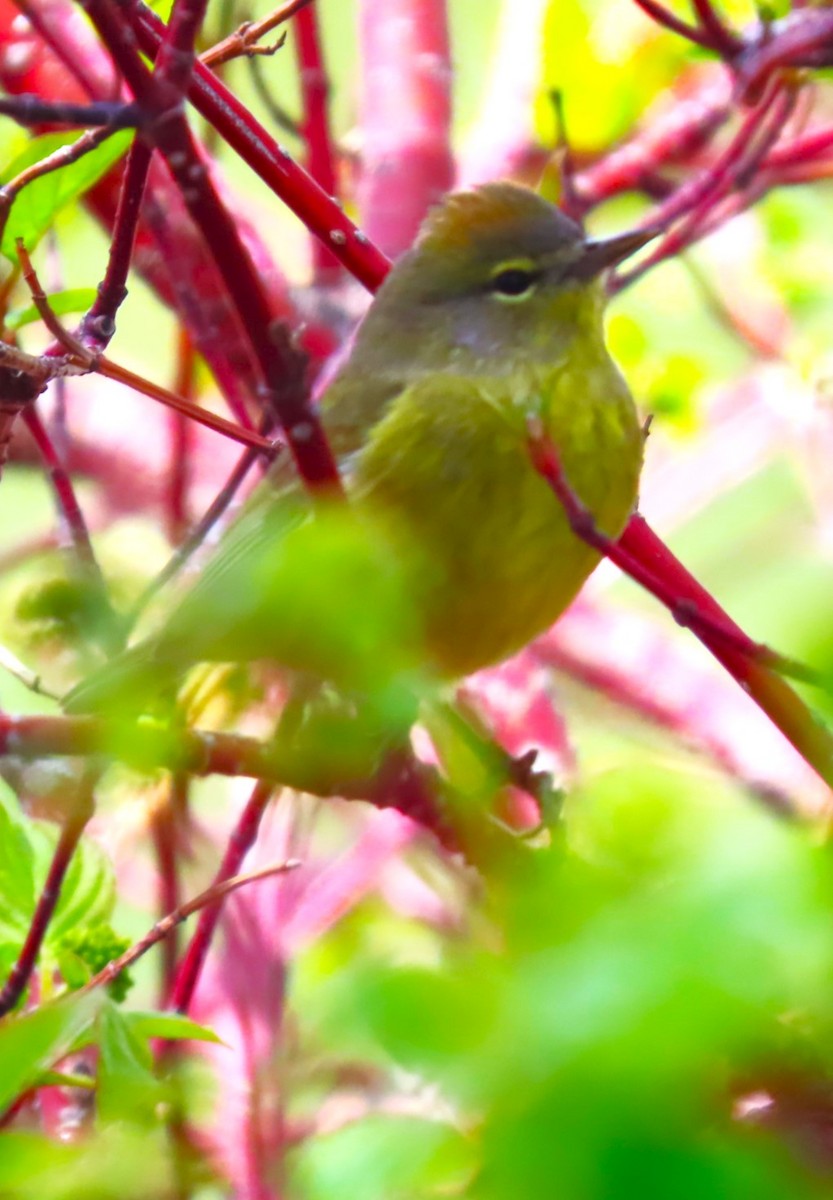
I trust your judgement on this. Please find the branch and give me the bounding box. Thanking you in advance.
[0,784,94,1017]
[526,421,833,792]
[79,859,302,998]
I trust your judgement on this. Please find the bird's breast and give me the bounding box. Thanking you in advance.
[351,353,642,677]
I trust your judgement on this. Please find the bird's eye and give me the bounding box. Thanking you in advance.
[490,266,538,300]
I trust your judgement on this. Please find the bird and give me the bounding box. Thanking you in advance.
[64,182,648,722]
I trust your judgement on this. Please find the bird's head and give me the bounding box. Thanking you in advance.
[356,182,653,374]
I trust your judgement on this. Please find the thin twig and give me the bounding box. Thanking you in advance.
[690,0,742,57]
[0,785,94,1017]
[127,0,392,292]
[0,95,139,129]
[78,137,153,355]
[128,439,273,627]
[631,0,719,50]
[201,0,311,69]
[0,643,59,699]
[86,0,343,492]
[526,419,818,685]
[168,779,276,1013]
[79,859,301,997]
[16,241,276,453]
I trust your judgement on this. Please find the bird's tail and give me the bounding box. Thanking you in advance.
[62,641,175,716]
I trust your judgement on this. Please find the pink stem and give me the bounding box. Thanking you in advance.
[527,426,833,792]
[690,0,742,56]
[620,516,833,788]
[631,0,720,51]
[84,0,341,493]
[357,0,454,258]
[0,787,93,1017]
[294,5,341,284]
[21,406,100,575]
[127,0,392,291]
[168,780,274,1013]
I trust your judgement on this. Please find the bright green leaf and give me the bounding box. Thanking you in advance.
[29,820,115,945]
[289,1115,473,1200]
[0,788,36,943]
[0,1132,73,1192]
[122,1010,223,1046]
[96,999,165,1127]
[6,288,97,331]
[0,130,132,261]
[0,992,100,1112]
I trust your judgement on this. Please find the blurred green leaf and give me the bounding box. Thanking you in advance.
[122,1010,222,1045]
[29,821,115,944]
[290,1115,474,1200]
[0,130,131,261]
[0,993,100,1112]
[537,0,685,150]
[5,288,97,331]
[0,1126,182,1199]
[96,999,166,1127]
[0,787,36,942]
[0,1132,73,1193]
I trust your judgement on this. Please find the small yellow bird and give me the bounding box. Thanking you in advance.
[65,183,647,716]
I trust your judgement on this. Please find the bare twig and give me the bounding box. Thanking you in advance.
[200,0,311,69]
[0,783,94,1017]
[169,779,276,1013]
[79,859,302,997]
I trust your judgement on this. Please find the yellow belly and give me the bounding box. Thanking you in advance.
[352,358,642,677]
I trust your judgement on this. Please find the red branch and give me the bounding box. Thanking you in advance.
[81,0,341,494]
[357,0,454,257]
[0,786,93,1017]
[169,780,275,1014]
[127,0,392,291]
[294,5,341,284]
[527,423,833,791]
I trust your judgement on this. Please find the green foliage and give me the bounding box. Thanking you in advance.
[14,572,112,648]
[292,1115,474,1200]
[96,999,167,1127]
[537,0,686,150]
[0,783,115,1000]
[289,770,833,1197]
[0,130,131,262]
[0,992,101,1112]
[55,925,133,1002]
[6,288,97,331]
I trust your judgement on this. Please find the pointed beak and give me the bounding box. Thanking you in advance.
[571,225,659,280]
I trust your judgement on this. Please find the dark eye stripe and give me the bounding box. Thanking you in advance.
[490,268,538,296]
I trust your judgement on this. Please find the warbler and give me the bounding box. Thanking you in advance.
[65,182,648,717]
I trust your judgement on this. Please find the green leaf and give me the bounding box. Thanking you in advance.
[0,1132,73,1193]
[0,789,36,943]
[29,821,115,945]
[54,923,132,1001]
[289,1115,473,1200]
[0,129,132,261]
[122,1010,222,1045]
[96,999,165,1126]
[0,992,100,1112]
[6,288,97,331]
[34,1068,96,1090]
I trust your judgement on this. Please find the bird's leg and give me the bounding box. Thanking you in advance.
[421,696,564,838]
